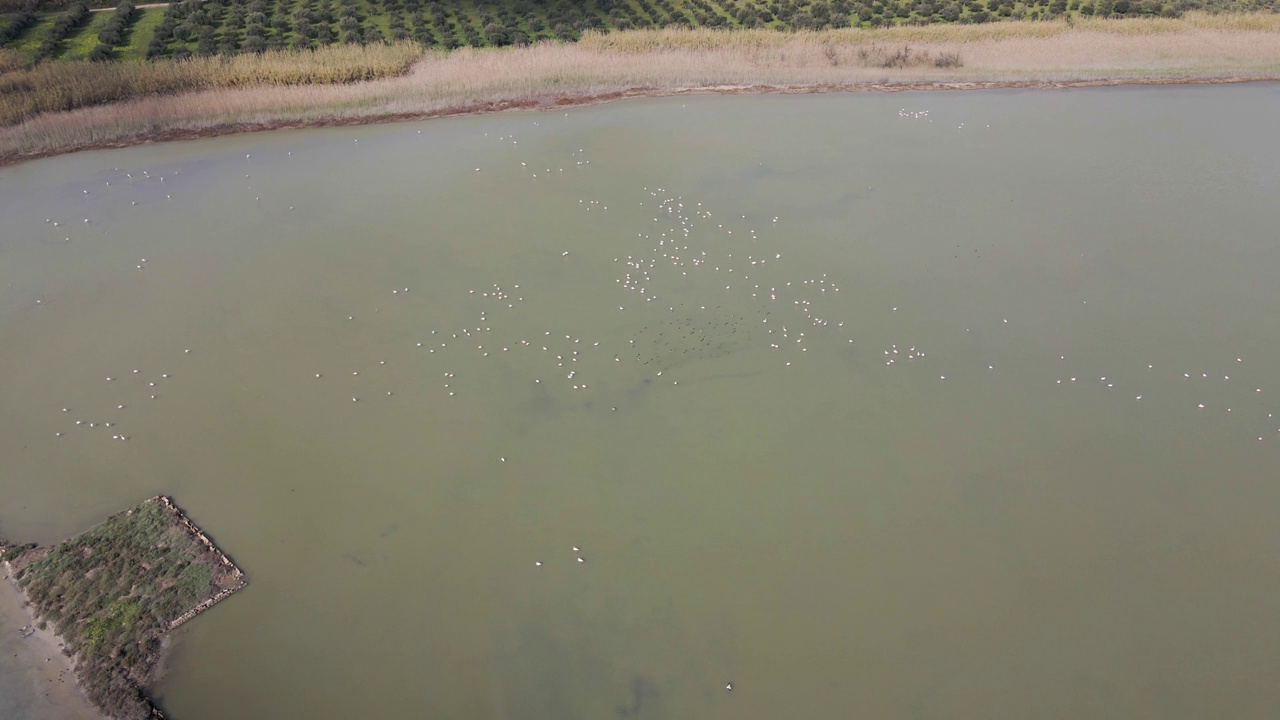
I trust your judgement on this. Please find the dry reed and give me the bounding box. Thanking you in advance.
[0,48,24,74]
[0,42,421,126]
[2,13,1279,164]
[577,12,1280,50]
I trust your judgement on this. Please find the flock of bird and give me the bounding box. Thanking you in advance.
[12,104,1275,710]
[31,108,1280,461]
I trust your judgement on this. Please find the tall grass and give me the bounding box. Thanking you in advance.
[576,11,1280,51]
[0,41,421,125]
[0,47,23,72]
[2,13,1279,163]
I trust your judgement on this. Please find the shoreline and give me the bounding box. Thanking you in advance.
[0,561,105,720]
[3,16,1280,167]
[1,73,1276,168]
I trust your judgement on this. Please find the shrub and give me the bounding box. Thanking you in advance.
[0,10,37,45]
[34,1,89,61]
[1,542,36,563]
[483,20,509,44]
[934,49,962,66]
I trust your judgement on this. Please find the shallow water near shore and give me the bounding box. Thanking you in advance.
[0,573,103,720]
[2,85,1280,719]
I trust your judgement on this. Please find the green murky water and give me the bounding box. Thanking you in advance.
[2,85,1280,719]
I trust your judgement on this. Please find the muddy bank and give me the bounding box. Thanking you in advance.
[1,74,1275,168]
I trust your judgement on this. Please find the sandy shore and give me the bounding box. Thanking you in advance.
[0,562,104,720]
[2,14,1279,166]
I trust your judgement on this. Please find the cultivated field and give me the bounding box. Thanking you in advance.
[1,0,1274,63]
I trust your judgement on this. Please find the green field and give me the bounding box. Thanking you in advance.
[2,0,1272,63]
[115,5,163,59]
[6,14,59,53]
[61,8,109,58]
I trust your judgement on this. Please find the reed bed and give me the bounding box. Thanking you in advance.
[0,41,420,126]
[2,13,1279,164]
[578,11,1280,50]
[0,47,24,73]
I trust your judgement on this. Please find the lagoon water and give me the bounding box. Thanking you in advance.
[2,85,1280,719]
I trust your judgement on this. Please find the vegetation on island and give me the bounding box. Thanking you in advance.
[2,497,246,720]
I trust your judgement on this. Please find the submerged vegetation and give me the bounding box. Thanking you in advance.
[2,497,246,720]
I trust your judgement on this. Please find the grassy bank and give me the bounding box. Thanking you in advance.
[1,13,1279,164]
[2,497,246,720]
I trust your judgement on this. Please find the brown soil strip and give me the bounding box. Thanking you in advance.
[1,75,1273,168]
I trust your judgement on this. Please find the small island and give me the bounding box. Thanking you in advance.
[0,497,246,720]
